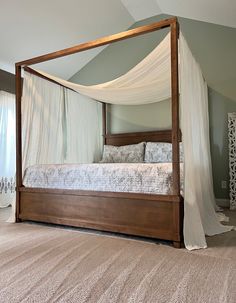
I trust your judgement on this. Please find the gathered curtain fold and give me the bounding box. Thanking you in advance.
[64,89,103,164]
[32,33,171,105]
[22,72,103,172]
[19,31,233,250]
[0,91,16,208]
[22,72,65,171]
[179,34,232,249]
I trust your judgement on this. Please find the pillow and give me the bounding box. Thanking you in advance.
[144,142,183,163]
[100,142,145,163]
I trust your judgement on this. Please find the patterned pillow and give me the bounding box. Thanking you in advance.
[101,142,145,163]
[144,142,183,163]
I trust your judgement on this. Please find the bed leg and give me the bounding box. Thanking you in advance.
[173,241,181,248]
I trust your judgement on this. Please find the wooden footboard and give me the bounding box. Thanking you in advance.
[18,187,183,247]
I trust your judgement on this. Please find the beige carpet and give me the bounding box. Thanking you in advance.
[0,212,236,303]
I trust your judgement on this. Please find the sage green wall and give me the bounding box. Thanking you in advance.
[70,15,236,199]
[209,89,236,198]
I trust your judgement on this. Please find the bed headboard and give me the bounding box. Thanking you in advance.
[104,130,182,146]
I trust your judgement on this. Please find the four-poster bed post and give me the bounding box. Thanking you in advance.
[15,17,183,248]
[170,21,180,196]
[15,65,22,222]
[102,103,107,145]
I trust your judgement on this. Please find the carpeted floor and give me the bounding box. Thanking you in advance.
[0,208,235,303]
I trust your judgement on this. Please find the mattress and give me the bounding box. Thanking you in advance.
[23,163,183,195]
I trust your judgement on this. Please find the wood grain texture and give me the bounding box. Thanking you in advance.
[105,130,182,146]
[19,187,182,202]
[15,65,22,222]
[170,20,181,195]
[102,103,107,145]
[19,191,183,243]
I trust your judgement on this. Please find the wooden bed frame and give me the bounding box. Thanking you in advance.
[15,17,183,248]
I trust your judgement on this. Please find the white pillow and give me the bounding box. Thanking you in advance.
[101,142,145,163]
[144,142,183,163]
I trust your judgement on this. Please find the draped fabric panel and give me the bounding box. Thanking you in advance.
[64,89,103,164]
[22,72,65,172]
[18,31,233,249]
[33,33,171,105]
[22,72,103,170]
[0,91,16,208]
[179,34,232,250]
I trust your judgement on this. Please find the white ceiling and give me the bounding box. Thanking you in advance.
[121,0,162,21]
[1,0,236,79]
[122,0,236,28]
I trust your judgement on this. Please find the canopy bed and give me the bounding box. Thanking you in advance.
[14,17,233,250]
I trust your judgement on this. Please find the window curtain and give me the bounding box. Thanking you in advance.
[0,91,16,208]
[18,32,233,249]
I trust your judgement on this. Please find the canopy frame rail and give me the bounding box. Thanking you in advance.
[15,17,181,225]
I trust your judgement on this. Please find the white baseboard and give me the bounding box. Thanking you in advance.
[216,199,230,208]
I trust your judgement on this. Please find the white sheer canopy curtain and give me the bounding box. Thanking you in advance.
[22,73,65,171]
[22,72,103,170]
[64,89,102,164]
[20,32,233,249]
[33,33,172,105]
[0,91,16,208]
[179,34,232,250]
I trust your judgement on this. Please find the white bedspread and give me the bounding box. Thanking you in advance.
[23,163,183,195]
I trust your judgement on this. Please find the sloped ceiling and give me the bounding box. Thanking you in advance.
[1,0,236,79]
[0,0,134,79]
[122,0,236,28]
